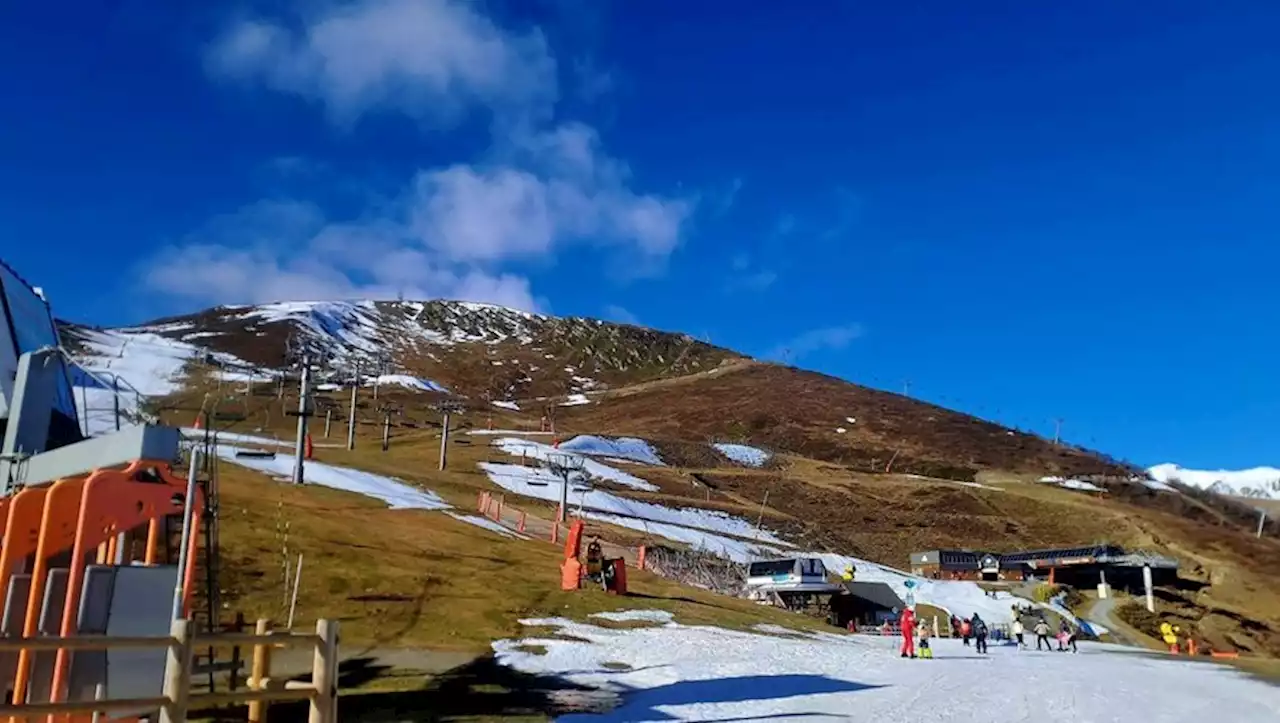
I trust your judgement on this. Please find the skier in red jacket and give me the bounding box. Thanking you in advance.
[899,608,917,658]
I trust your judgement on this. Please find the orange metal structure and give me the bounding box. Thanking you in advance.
[0,458,199,719]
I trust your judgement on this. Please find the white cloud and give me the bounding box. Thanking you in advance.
[766,324,864,361]
[206,0,557,127]
[164,0,694,315]
[140,200,538,312]
[602,304,638,325]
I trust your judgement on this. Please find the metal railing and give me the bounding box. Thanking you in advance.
[0,618,338,723]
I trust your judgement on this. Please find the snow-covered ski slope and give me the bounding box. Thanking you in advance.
[495,611,1280,722]
[712,443,771,467]
[558,435,666,466]
[481,439,1048,623]
[213,442,523,539]
[70,327,249,436]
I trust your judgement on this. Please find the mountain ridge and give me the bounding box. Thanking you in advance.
[61,297,1143,481]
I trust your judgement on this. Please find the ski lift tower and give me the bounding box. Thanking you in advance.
[546,453,587,524]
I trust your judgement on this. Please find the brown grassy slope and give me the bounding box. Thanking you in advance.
[165,368,1280,657]
[216,462,839,653]
[556,363,1135,479]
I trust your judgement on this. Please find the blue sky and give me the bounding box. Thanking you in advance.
[2,0,1278,469]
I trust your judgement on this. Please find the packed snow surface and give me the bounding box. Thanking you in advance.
[181,428,344,449]
[215,444,521,538]
[711,443,771,468]
[479,462,789,547]
[493,437,658,491]
[494,613,1280,722]
[1039,476,1105,493]
[560,393,592,406]
[1149,463,1280,500]
[586,511,782,562]
[70,328,252,436]
[559,436,666,466]
[445,512,526,539]
[491,400,520,411]
[218,446,449,510]
[811,553,1026,624]
[371,374,448,393]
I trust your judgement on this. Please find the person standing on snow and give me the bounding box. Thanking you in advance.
[972,613,989,654]
[899,607,917,658]
[917,621,933,659]
[1058,621,1078,653]
[1012,617,1026,649]
[1034,618,1052,651]
[960,618,972,646]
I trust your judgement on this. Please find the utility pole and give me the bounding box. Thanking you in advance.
[1053,418,1064,445]
[547,454,585,524]
[1259,508,1268,539]
[434,401,464,471]
[324,408,332,438]
[288,357,313,485]
[347,361,360,451]
[1143,564,1155,613]
[903,380,911,397]
[381,410,391,452]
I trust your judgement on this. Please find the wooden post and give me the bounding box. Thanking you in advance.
[518,511,526,533]
[159,618,195,723]
[309,619,339,723]
[637,545,646,571]
[496,494,504,522]
[381,412,390,452]
[229,612,246,692]
[247,618,272,723]
[551,522,559,544]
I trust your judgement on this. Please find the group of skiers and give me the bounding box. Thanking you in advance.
[951,613,991,653]
[898,608,1080,658]
[1012,616,1079,653]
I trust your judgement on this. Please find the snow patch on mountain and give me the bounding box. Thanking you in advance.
[1148,463,1280,500]
[712,443,771,468]
[559,436,666,466]
[371,373,448,393]
[69,327,251,436]
[1039,476,1105,493]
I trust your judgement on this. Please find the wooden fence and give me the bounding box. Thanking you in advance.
[0,618,338,723]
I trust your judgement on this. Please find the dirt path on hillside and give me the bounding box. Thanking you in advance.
[1086,595,1160,650]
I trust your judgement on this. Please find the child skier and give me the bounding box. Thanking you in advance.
[960,618,972,646]
[917,623,933,659]
[1059,621,1078,653]
[1012,617,1026,649]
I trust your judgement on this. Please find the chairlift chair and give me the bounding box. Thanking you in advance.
[569,472,593,493]
[234,448,277,460]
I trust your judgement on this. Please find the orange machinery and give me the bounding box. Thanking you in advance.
[0,457,199,718]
